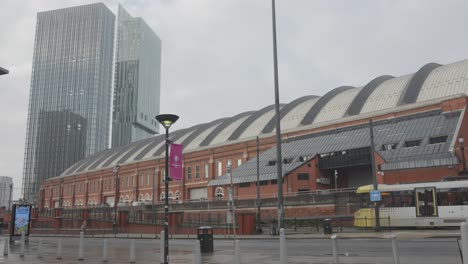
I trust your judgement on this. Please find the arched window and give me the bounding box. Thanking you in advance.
[145,193,150,201]
[215,187,224,200]
[160,192,165,200]
[125,195,130,203]
[175,191,180,201]
[88,199,92,205]
[138,194,144,202]
[119,196,124,203]
[168,192,173,200]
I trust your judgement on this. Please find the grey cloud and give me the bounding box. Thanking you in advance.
[2,0,468,198]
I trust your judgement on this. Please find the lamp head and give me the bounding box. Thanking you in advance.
[459,137,465,144]
[156,114,179,129]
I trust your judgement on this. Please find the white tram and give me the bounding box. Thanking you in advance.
[354,180,468,227]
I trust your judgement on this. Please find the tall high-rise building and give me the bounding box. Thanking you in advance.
[22,3,115,202]
[112,5,161,147]
[0,176,13,209]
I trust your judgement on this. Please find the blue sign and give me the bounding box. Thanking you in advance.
[370,190,381,202]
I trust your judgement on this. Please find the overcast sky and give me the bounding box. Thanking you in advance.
[2,0,468,199]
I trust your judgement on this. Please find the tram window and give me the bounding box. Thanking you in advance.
[382,193,393,207]
[438,188,468,206]
[392,191,414,207]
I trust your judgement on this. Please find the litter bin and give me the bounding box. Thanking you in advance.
[323,218,333,234]
[197,226,214,253]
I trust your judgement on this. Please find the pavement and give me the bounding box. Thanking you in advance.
[0,230,463,264]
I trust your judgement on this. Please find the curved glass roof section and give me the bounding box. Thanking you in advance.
[199,111,254,147]
[133,134,169,161]
[346,75,394,116]
[238,107,278,140]
[262,95,318,134]
[59,59,468,177]
[300,86,354,126]
[360,74,413,114]
[116,137,155,164]
[228,104,279,141]
[399,63,441,105]
[182,118,227,150]
[417,60,468,102]
[313,87,362,124]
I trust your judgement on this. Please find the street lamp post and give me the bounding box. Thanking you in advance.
[113,165,120,234]
[156,114,179,264]
[271,0,284,232]
[459,137,468,175]
[227,161,237,240]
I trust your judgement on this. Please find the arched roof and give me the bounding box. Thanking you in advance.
[300,86,354,126]
[59,59,468,177]
[399,63,441,105]
[228,104,279,141]
[262,95,318,134]
[346,75,394,116]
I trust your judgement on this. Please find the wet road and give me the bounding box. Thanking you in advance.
[0,236,462,263]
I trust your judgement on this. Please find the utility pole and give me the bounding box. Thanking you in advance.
[8,183,13,211]
[369,120,381,231]
[152,169,156,211]
[256,137,262,234]
[113,165,120,234]
[271,0,284,231]
[228,162,237,240]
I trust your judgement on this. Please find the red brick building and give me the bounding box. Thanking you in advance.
[39,60,468,210]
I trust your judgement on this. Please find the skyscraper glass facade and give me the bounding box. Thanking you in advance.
[112,5,161,148]
[0,176,13,209]
[22,3,115,202]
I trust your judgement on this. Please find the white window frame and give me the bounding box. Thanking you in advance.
[204,164,209,178]
[217,161,222,177]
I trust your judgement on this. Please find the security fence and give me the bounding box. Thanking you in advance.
[127,210,164,225]
[23,188,365,235]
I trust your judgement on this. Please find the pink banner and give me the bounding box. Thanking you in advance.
[170,143,183,181]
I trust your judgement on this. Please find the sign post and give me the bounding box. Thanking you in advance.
[370,190,381,228]
[370,190,381,202]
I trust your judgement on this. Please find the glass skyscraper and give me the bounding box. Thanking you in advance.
[0,176,13,209]
[22,3,115,202]
[112,5,161,147]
